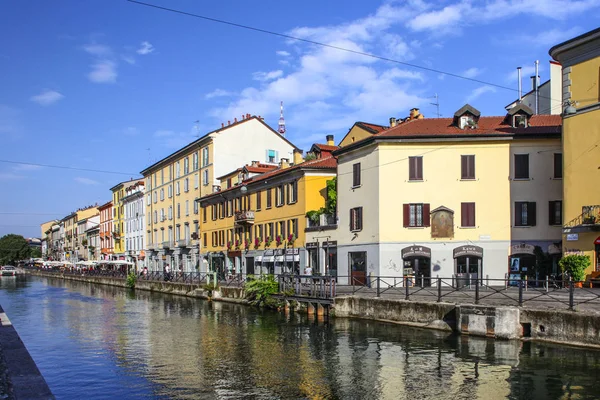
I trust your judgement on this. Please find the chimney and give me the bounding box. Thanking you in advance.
[251,160,259,167]
[530,75,540,90]
[409,108,420,119]
[293,149,303,165]
[221,123,224,128]
[279,158,290,169]
[234,117,237,123]
[247,113,250,119]
[389,117,397,127]
[326,134,334,146]
[228,120,231,126]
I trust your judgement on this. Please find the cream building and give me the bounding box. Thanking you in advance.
[141,114,299,272]
[333,105,562,285]
[123,181,146,271]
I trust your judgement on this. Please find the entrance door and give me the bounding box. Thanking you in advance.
[405,257,431,287]
[456,256,481,287]
[246,257,254,275]
[349,252,367,285]
[596,244,600,272]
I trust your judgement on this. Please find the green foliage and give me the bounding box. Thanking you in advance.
[0,234,31,266]
[81,238,88,247]
[244,274,281,308]
[31,247,42,258]
[306,210,322,223]
[126,272,137,289]
[324,177,337,215]
[202,282,218,296]
[304,152,317,161]
[559,254,591,282]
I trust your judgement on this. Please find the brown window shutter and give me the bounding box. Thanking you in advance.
[403,204,410,227]
[461,203,467,226]
[470,203,476,226]
[515,202,522,226]
[423,203,430,226]
[409,158,415,180]
[358,207,363,230]
[469,156,475,179]
[461,156,467,179]
[417,157,423,180]
[529,202,537,226]
[349,208,354,231]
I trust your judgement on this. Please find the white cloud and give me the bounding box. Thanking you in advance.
[121,55,136,65]
[74,177,100,185]
[514,27,583,47]
[462,67,482,79]
[30,90,64,106]
[205,89,234,99]
[136,41,154,55]
[276,50,290,57]
[154,130,174,138]
[88,60,117,83]
[407,3,467,32]
[464,86,496,104]
[252,70,284,82]
[0,172,24,180]
[83,43,112,57]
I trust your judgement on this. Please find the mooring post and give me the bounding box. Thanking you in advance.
[405,276,410,300]
[437,277,442,302]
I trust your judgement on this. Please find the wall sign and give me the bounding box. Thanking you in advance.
[401,245,431,259]
[567,234,579,241]
[510,243,535,255]
[322,241,337,248]
[306,242,319,249]
[453,245,484,258]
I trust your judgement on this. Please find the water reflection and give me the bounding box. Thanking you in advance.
[1,276,600,399]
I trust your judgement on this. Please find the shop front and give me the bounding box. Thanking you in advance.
[284,248,300,274]
[261,250,275,275]
[401,245,432,287]
[323,241,337,278]
[306,242,319,274]
[453,245,483,287]
[208,252,226,280]
[509,243,536,284]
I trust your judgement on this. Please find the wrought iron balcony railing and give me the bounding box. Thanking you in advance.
[563,205,600,233]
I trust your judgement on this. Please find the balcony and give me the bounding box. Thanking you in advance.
[235,210,255,225]
[564,205,600,234]
[147,243,156,251]
[305,213,337,232]
[177,239,189,247]
[162,241,172,249]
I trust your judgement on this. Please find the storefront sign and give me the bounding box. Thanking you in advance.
[305,242,319,249]
[285,248,299,255]
[210,252,225,258]
[284,255,300,262]
[510,243,535,255]
[401,245,431,259]
[453,245,484,259]
[567,234,579,241]
[274,249,284,256]
[548,243,562,255]
[263,250,274,256]
[322,241,337,248]
[255,256,263,262]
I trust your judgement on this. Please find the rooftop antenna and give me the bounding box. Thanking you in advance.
[430,93,440,118]
[278,101,286,136]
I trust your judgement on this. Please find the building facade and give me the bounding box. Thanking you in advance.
[550,28,600,276]
[99,201,114,260]
[123,181,146,271]
[198,152,336,279]
[142,115,299,272]
[333,105,562,285]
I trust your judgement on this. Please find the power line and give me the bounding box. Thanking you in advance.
[126,0,561,104]
[0,159,140,176]
[0,212,65,216]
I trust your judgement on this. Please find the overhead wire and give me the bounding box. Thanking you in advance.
[0,159,140,176]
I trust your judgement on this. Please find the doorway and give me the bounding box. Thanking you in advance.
[246,257,254,275]
[349,252,367,285]
[404,257,431,287]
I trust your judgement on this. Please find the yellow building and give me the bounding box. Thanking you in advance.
[198,148,337,278]
[40,220,57,258]
[338,121,388,147]
[333,105,562,284]
[110,180,137,259]
[141,115,298,272]
[550,28,600,275]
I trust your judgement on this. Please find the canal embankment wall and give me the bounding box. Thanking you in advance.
[27,271,600,349]
[0,305,55,400]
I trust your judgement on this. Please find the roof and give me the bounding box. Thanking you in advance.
[98,201,113,210]
[311,143,340,152]
[549,27,600,59]
[216,163,276,180]
[453,104,481,118]
[355,122,388,134]
[200,156,337,202]
[507,103,534,116]
[110,179,142,192]
[334,115,562,156]
[140,116,300,175]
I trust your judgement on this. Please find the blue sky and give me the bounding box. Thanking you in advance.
[1,0,599,238]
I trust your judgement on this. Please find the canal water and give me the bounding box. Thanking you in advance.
[1,277,600,400]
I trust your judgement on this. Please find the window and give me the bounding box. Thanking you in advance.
[161,170,164,184]
[553,153,562,179]
[461,155,475,180]
[514,154,529,179]
[185,200,189,216]
[409,156,423,181]
[278,221,286,239]
[219,202,225,219]
[227,200,233,217]
[154,211,157,224]
[211,205,217,221]
[203,206,207,223]
[276,185,285,206]
[267,149,278,163]
[267,223,274,239]
[287,181,298,204]
[203,232,207,247]
[176,182,180,195]
[160,208,165,221]
[513,115,527,128]
[168,185,172,198]
[256,191,262,210]
[193,152,199,170]
[176,161,180,178]
[202,147,209,167]
[515,202,536,226]
[461,202,476,227]
[549,201,562,226]
[184,157,189,174]
[266,188,272,209]
[176,203,180,219]
[184,178,189,192]
[153,191,157,203]
[256,224,264,240]
[194,174,199,189]
[146,194,151,206]
[203,170,209,186]
[168,206,172,220]
[350,207,363,231]
[194,200,199,215]
[160,188,164,201]
[352,163,361,187]
[403,203,430,227]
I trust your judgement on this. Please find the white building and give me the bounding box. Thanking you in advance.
[505,61,562,115]
[123,181,145,271]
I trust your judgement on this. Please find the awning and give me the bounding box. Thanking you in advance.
[285,255,300,262]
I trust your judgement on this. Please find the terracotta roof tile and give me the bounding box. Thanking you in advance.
[376,115,561,138]
[357,122,388,134]
[313,144,340,152]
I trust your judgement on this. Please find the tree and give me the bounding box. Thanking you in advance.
[31,247,42,258]
[559,254,591,282]
[0,234,32,265]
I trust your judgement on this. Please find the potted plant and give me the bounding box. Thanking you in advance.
[287,233,296,245]
[227,241,232,251]
[244,239,250,251]
[265,236,272,248]
[254,237,262,249]
[275,235,282,247]
[583,215,597,225]
[559,254,591,288]
[234,239,240,250]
